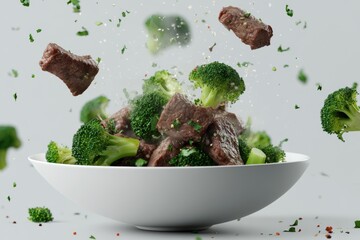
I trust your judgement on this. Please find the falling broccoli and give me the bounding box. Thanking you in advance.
[0,126,21,170]
[145,14,191,54]
[142,70,182,98]
[189,61,245,108]
[80,95,109,123]
[320,83,360,141]
[169,146,214,166]
[46,141,77,164]
[28,207,53,223]
[72,119,140,165]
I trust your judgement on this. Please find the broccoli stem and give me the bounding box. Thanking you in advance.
[246,148,266,165]
[343,103,360,132]
[94,136,140,166]
[201,85,224,108]
[0,150,7,170]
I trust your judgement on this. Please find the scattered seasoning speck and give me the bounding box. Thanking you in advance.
[325,234,332,239]
[244,12,251,18]
[294,104,300,109]
[36,29,42,33]
[290,219,299,226]
[73,232,77,235]
[39,223,42,226]
[96,57,101,64]
[20,0,30,7]
[316,83,322,91]
[12,221,17,224]
[29,34,34,42]
[95,21,103,26]
[67,0,81,13]
[275,232,280,236]
[298,228,302,232]
[297,69,308,84]
[283,64,289,68]
[116,233,120,236]
[121,45,127,54]
[195,237,202,240]
[317,224,320,228]
[7,196,10,202]
[187,120,202,133]
[209,43,216,52]
[76,27,89,36]
[152,62,157,67]
[346,231,350,234]
[13,182,16,188]
[325,226,333,233]
[9,69,19,78]
[354,220,360,228]
[237,61,253,68]
[89,235,96,239]
[272,66,277,71]
[31,74,35,78]
[278,45,290,52]
[13,93,17,101]
[284,227,296,232]
[285,5,294,17]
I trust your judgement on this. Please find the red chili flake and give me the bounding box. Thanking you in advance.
[116,233,120,236]
[73,232,77,236]
[317,224,320,227]
[325,234,332,239]
[275,232,280,236]
[325,226,333,233]
[12,221,17,224]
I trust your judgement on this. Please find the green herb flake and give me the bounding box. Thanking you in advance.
[89,235,96,239]
[121,45,127,54]
[189,140,194,145]
[316,83,322,91]
[303,21,307,29]
[95,21,103,26]
[272,66,277,72]
[116,19,122,27]
[121,11,130,17]
[278,138,288,148]
[152,62,157,68]
[96,57,101,64]
[167,144,173,152]
[7,196,10,202]
[284,227,296,232]
[29,34,34,42]
[67,0,81,13]
[20,0,30,7]
[77,27,89,36]
[285,5,294,17]
[13,93,18,101]
[135,158,148,167]
[278,45,290,52]
[237,61,253,68]
[194,98,201,105]
[36,29,42,33]
[31,74,35,78]
[201,19,206,23]
[209,42,216,52]
[290,219,298,226]
[355,220,360,228]
[297,69,308,84]
[10,69,19,78]
[295,20,302,26]
[244,12,251,18]
[13,182,17,188]
[294,104,300,109]
[283,64,289,68]
[195,237,202,240]
[172,118,181,130]
[188,120,202,133]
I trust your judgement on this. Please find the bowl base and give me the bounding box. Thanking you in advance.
[136,225,212,232]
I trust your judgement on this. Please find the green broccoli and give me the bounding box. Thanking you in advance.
[320,83,360,141]
[261,144,286,163]
[28,207,53,223]
[145,14,191,54]
[0,126,21,170]
[143,70,182,98]
[72,119,140,165]
[246,148,266,165]
[238,137,251,163]
[130,92,168,141]
[169,146,214,166]
[80,95,109,123]
[246,131,271,149]
[46,141,77,164]
[189,61,245,108]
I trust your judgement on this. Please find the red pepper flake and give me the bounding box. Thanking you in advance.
[275,232,280,236]
[116,233,120,236]
[325,226,333,233]
[317,224,320,227]
[73,232,77,236]
[325,234,332,239]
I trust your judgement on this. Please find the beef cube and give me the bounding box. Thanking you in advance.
[157,93,214,142]
[102,107,133,135]
[148,137,183,166]
[202,116,243,165]
[39,43,99,96]
[219,6,273,50]
[214,109,244,136]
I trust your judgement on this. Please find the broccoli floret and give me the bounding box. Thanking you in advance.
[246,148,266,165]
[0,126,21,170]
[143,70,182,98]
[46,141,77,164]
[80,95,109,123]
[261,144,286,163]
[169,146,214,166]
[145,14,191,54]
[238,137,251,163]
[28,207,53,223]
[130,92,168,141]
[246,131,272,149]
[189,61,245,108]
[72,119,140,165]
[320,83,360,141]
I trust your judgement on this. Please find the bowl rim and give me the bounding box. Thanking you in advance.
[28,152,309,170]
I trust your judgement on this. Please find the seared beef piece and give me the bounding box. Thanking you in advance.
[148,137,183,166]
[214,109,244,136]
[219,6,273,50]
[202,115,243,165]
[39,43,99,96]
[157,93,214,142]
[102,107,132,135]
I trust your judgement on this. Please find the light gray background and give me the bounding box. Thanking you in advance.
[1,0,360,239]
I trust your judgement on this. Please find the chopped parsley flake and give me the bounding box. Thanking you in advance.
[209,43,216,52]
[194,98,201,105]
[96,57,101,64]
[13,93,17,101]
[36,29,42,33]
[294,104,300,109]
[135,158,148,167]
[89,235,96,239]
[152,62,157,67]
[121,45,127,54]
[355,220,360,228]
[295,20,302,26]
[167,144,173,151]
[316,83,322,91]
[285,5,294,17]
[278,45,290,52]
[20,0,30,7]
[188,120,202,133]
[122,10,130,17]
[278,138,288,148]
[95,21,103,26]
[283,64,289,68]
[272,66,277,71]
[284,227,296,232]
[31,74,35,78]
[29,34,34,42]
[172,119,181,130]
[13,182,17,188]
[9,69,19,78]
[237,62,253,68]
[303,21,307,29]
[76,27,89,36]
[67,0,81,13]
[297,69,308,84]
[290,219,299,226]
[116,19,122,27]
[243,12,251,18]
[7,196,10,202]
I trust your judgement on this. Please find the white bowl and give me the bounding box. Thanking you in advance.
[28,152,309,231]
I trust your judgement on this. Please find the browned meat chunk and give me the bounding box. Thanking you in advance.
[219,6,273,50]
[157,93,214,142]
[214,109,244,136]
[102,107,133,136]
[39,43,99,96]
[202,115,243,165]
[148,137,183,166]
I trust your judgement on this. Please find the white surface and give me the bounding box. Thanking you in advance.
[1,0,360,239]
[28,153,308,231]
